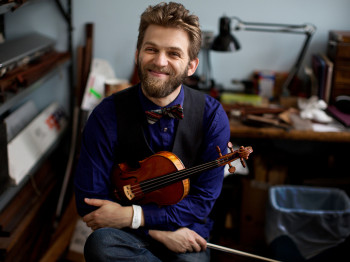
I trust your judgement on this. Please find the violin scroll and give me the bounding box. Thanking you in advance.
[224,142,253,174]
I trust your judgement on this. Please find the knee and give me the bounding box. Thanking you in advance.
[84,228,115,262]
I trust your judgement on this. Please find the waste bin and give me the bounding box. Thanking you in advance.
[265,185,350,260]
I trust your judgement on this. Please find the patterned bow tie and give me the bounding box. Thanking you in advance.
[145,104,184,124]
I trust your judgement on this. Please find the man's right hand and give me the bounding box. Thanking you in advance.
[149,228,207,253]
[83,198,135,230]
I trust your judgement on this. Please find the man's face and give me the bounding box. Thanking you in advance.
[136,25,198,99]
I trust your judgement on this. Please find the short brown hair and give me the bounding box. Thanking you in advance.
[137,2,202,61]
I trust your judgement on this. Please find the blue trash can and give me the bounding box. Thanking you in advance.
[266,185,350,260]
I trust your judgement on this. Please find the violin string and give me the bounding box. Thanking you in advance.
[129,160,220,197]
[130,155,239,197]
[136,161,220,195]
[139,148,251,194]
[134,158,220,189]
[132,154,238,193]
[128,148,252,199]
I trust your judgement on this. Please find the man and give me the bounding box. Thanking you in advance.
[74,2,230,261]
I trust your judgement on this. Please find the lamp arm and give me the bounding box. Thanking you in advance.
[230,16,316,94]
[230,16,316,35]
[281,29,314,93]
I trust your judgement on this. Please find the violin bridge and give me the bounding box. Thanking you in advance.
[123,185,135,201]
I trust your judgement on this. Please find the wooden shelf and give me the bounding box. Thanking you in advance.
[0,156,62,261]
[0,52,71,115]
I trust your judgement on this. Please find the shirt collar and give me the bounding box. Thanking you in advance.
[138,84,184,111]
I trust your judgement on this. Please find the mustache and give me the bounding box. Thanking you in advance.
[145,65,173,75]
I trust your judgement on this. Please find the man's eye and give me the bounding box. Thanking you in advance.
[170,52,180,57]
[145,48,156,53]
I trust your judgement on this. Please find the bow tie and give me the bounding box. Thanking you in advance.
[145,104,184,124]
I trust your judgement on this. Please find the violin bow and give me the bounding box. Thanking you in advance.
[207,243,281,262]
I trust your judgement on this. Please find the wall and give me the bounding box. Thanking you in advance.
[4,0,350,98]
[73,0,350,90]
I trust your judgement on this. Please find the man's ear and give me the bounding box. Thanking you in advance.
[187,58,199,77]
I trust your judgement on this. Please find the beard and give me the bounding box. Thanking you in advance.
[137,58,189,99]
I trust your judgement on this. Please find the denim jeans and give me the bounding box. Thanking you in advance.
[84,227,210,262]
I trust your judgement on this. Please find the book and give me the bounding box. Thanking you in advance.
[311,54,326,100]
[327,105,350,127]
[220,93,263,106]
[320,54,334,104]
[311,54,334,104]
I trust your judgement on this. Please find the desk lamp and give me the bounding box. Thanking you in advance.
[211,16,316,94]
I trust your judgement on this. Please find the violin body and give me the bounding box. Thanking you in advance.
[111,143,253,206]
[111,151,190,205]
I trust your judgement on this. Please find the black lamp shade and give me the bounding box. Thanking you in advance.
[211,16,241,52]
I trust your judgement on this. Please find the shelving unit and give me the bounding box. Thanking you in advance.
[0,1,73,261]
[0,57,70,115]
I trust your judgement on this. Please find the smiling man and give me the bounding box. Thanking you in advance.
[74,2,230,262]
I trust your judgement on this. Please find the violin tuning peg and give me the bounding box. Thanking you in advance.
[228,163,236,174]
[240,158,246,168]
[227,142,235,153]
[216,146,223,157]
[229,166,236,173]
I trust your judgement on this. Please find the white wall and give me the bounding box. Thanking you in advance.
[73,0,350,90]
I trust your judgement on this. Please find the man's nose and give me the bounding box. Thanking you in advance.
[153,52,168,67]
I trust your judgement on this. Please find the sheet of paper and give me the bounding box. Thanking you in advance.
[7,102,67,184]
[81,59,116,111]
[312,123,343,132]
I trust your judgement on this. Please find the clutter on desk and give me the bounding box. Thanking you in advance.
[298,96,332,123]
[222,93,348,132]
[222,102,291,130]
[327,104,350,127]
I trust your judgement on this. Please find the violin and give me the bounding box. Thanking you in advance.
[111,145,281,262]
[111,142,253,205]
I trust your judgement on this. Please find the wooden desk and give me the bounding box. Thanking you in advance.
[229,119,350,143]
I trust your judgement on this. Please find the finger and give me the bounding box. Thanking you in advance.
[82,213,92,223]
[196,236,207,251]
[84,219,94,229]
[82,211,97,225]
[192,242,201,252]
[186,245,193,253]
[84,198,106,207]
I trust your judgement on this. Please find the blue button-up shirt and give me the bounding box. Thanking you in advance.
[74,85,230,238]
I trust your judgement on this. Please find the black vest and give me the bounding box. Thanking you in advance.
[113,84,206,168]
